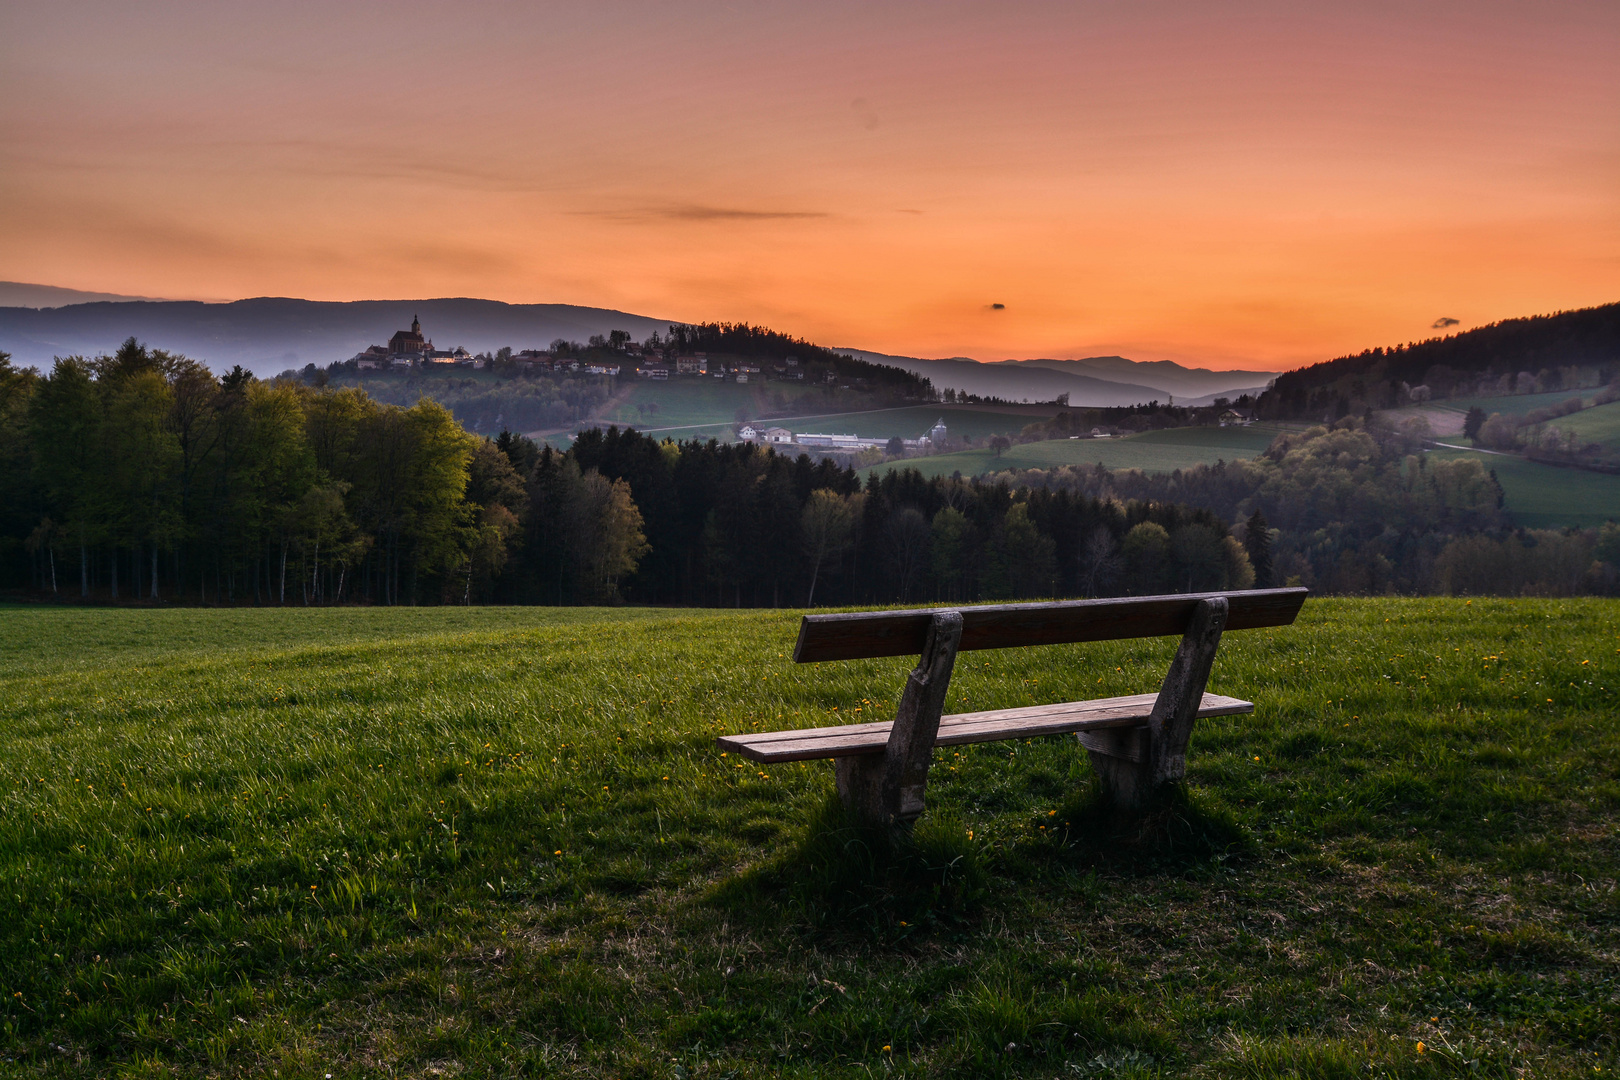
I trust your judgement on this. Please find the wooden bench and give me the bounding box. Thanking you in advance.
[717,588,1308,827]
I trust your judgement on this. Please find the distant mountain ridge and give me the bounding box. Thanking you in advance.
[838,349,1274,408]
[998,357,1276,400]
[0,294,675,376]
[0,283,1273,406]
[0,281,173,308]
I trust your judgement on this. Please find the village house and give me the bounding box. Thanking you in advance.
[675,354,707,375]
[1219,408,1255,427]
[428,347,473,366]
[354,345,389,370]
[763,427,794,444]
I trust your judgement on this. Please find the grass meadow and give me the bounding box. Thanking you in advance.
[1,599,1617,1077]
[1425,449,1620,529]
[869,424,1290,481]
[1439,391,1612,423]
[600,398,1057,447]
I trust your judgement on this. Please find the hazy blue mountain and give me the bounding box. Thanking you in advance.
[1001,357,1277,400]
[0,284,1277,406]
[838,349,1271,407]
[0,295,674,375]
[0,281,171,308]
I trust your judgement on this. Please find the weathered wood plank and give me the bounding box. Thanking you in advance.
[791,588,1307,662]
[835,610,963,827]
[717,691,1253,763]
[1086,596,1230,808]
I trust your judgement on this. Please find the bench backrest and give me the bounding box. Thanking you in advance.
[792,588,1308,663]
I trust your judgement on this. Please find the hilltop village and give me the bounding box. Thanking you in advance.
[346,317,806,384]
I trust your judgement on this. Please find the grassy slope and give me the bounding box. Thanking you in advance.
[1427,448,1620,529]
[1549,400,1620,453]
[3,601,1617,1077]
[1437,390,1604,420]
[869,424,1287,481]
[1420,394,1620,454]
[591,379,828,432]
[606,398,1057,446]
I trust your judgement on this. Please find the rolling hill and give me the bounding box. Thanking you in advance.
[0,295,674,377]
[838,348,1274,407]
[3,284,1278,409]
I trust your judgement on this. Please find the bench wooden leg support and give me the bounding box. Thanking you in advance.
[835,610,963,830]
[1082,596,1229,809]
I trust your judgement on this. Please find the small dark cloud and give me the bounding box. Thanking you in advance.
[990,303,1006,310]
[573,204,827,223]
[851,97,880,131]
[1432,316,1460,329]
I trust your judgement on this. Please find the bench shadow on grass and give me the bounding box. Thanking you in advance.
[710,780,1253,938]
[1031,779,1257,875]
[709,794,991,937]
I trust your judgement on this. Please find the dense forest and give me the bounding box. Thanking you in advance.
[986,415,1620,596]
[1258,302,1620,420]
[0,341,1246,606]
[4,341,1617,605]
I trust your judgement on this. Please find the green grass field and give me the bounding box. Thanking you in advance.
[609,401,1059,446]
[591,379,829,434]
[1427,448,1620,528]
[3,600,1617,1076]
[1544,400,1620,453]
[869,424,1288,481]
[1439,390,1605,420]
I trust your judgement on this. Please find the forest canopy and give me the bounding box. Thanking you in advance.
[3,340,1617,605]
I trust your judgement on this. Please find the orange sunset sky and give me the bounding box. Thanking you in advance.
[2,0,1617,370]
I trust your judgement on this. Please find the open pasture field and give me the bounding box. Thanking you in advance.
[1393,395,1620,455]
[1546,400,1620,454]
[1426,448,1620,529]
[871,423,1288,481]
[2,599,1617,1077]
[1440,390,1609,421]
[605,401,1056,446]
[588,379,829,435]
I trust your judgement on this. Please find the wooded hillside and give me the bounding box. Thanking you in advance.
[1259,302,1620,420]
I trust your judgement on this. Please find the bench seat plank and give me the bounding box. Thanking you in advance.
[718,691,1253,764]
[792,588,1306,663]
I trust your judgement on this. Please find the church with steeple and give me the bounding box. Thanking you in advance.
[348,315,472,369]
[387,315,431,359]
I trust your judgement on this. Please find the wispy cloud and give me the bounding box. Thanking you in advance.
[574,204,828,224]
[1432,316,1460,329]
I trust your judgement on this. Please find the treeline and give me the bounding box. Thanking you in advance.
[344,372,615,436]
[985,416,1620,596]
[552,426,1253,606]
[1018,400,1259,441]
[659,322,932,396]
[7,341,1614,604]
[0,342,533,605]
[1259,302,1620,420]
[0,341,1256,606]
